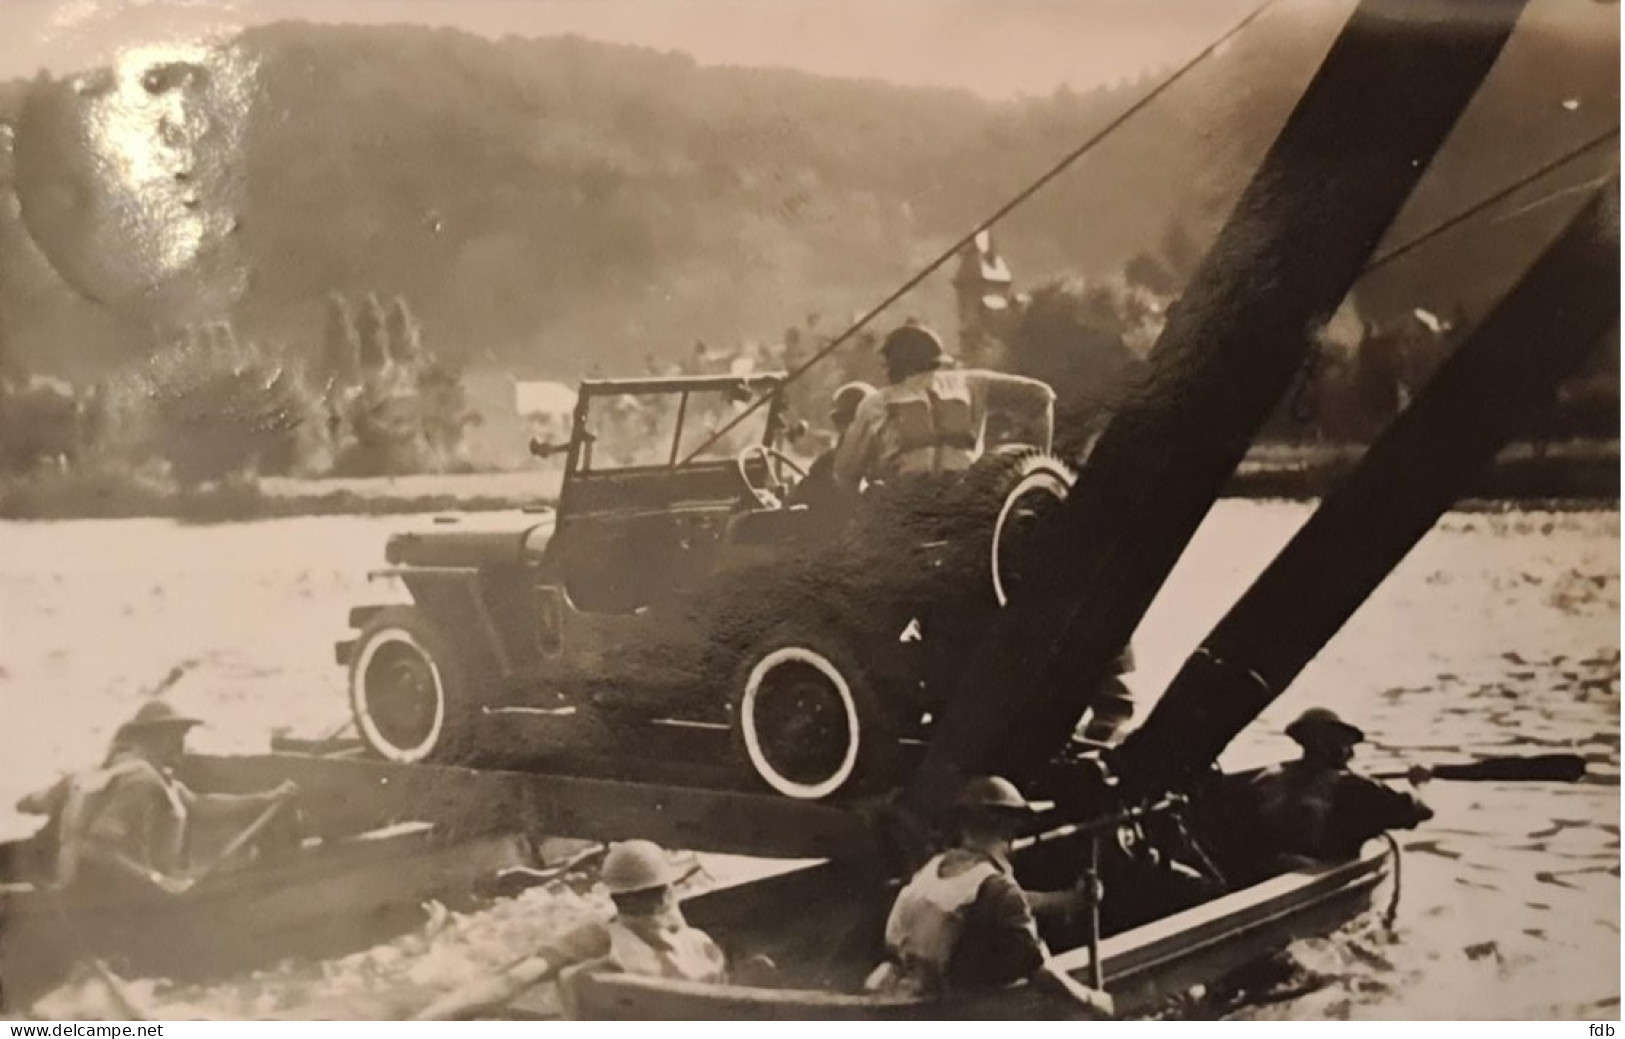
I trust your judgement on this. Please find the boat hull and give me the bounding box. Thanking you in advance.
[565,841,1392,1020]
[0,825,533,1007]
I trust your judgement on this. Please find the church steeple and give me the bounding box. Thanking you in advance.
[953,230,1016,365]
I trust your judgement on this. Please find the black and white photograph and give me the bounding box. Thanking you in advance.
[0,0,1618,1023]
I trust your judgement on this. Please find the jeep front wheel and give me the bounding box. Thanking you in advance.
[729,625,891,800]
[349,606,477,763]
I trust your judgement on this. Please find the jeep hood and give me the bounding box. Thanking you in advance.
[384,511,554,567]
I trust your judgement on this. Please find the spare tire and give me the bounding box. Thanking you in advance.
[957,447,1076,606]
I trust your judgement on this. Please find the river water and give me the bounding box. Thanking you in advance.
[1,502,1617,1019]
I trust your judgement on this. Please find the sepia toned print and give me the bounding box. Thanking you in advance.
[0,0,1617,1022]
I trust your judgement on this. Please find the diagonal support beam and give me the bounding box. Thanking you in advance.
[909,0,1530,807]
[1114,182,1620,792]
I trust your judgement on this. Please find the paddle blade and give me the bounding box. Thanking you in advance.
[1428,753,1587,783]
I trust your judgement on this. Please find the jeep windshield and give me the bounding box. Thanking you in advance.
[574,376,784,472]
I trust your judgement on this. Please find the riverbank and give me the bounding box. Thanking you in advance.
[0,440,1615,521]
[1230,440,1620,501]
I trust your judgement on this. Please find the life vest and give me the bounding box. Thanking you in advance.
[877,371,981,478]
[882,852,1001,992]
[54,756,187,886]
[1253,764,1430,861]
[605,917,727,983]
[1251,763,1338,857]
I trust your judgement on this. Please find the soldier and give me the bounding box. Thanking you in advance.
[831,324,1055,495]
[786,380,873,509]
[414,840,728,1020]
[867,776,1113,1015]
[16,701,297,895]
[1249,708,1433,864]
[1080,645,1139,747]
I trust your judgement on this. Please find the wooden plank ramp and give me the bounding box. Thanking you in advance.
[184,752,882,861]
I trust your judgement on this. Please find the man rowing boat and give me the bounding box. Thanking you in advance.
[16,700,299,896]
[867,776,1114,1016]
[1249,708,1433,865]
[414,840,730,1020]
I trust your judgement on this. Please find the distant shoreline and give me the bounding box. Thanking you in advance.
[0,441,1616,522]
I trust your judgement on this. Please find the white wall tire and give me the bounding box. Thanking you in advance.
[731,630,889,801]
[990,460,1074,607]
[348,607,469,763]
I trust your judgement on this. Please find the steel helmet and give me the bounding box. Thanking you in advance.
[114,700,202,744]
[829,381,874,425]
[600,840,678,895]
[879,324,949,375]
[954,775,1041,815]
[1285,708,1365,749]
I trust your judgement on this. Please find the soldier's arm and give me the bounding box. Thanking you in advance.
[413,920,612,1020]
[957,873,1047,985]
[1034,964,1116,1018]
[972,874,1113,1016]
[969,370,1055,412]
[1024,886,1090,918]
[412,957,560,1021]
[969,371,1055,451]
[182,780,296,823]
[74,842,195,894]
[17,776,68,815]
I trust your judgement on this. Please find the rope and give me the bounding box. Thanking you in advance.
[315,714,357,745]
[1193,645,1273,699]
[681,27,1612,470]
[1381,832,1403,932]
[677,0,1278,465]
[1170,802,1227,889]
[1363,126,1619,275]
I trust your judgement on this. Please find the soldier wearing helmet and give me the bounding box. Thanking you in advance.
[831,323,1056,495]
[867,776,1113,1015]
[416,839,727,1020]
[16,700,298,896]
[786,380,874,509]
[1248,708,1432,867]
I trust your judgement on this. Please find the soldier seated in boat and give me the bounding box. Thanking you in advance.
[831,324,1055,497]
[1079,645,1140,747]
[867,775,1114,1016]
[16,701,298,896]
[1249,708,1433,865]
[414,840,730,1020]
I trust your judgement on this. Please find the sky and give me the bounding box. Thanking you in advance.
[2,0,1267,98]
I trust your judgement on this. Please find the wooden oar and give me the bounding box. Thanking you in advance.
[41,897,149,1021]
[187,797,290,887]
[483,842,608,898]
[142,662,194,700]
[1372,752,1587,784]
[1084,836,1104,992]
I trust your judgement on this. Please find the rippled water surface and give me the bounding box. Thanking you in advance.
[1,502,1617,1019]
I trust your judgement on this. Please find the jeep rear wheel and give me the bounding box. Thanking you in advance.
[730,624,891,800]
[350,606,477,763]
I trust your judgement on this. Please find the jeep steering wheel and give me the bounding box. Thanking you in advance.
[736,444,808,507]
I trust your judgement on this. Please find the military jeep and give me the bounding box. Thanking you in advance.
[336,373,1073,800]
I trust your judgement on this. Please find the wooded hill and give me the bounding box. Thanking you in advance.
[0,7,1615,383]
